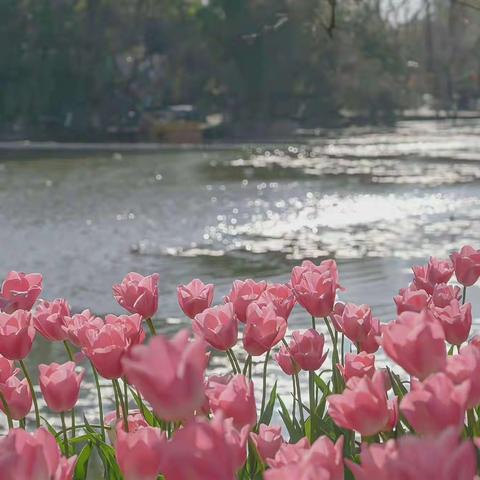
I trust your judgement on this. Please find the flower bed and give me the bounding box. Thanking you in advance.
[0,245,479,479]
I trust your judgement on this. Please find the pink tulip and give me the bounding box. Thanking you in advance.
[205,374,257,429]
[177,279,214,319]
[337,352,376,382]
[250,425,284,462]
[225,279,267,323]
[347,428,476,480]
[0,271,42,313]
[393,287,430,314]
[275,343,300,375]
[257,283,296,320]
[432,300,472,345]
[115,426,166,480]
[0,354,16,383]
[38,361,84,413]
[33,299,70,342]
[291,271,336,318]
[243,302,287,356]
[82,323,129,379]
[328,372,395,436]
[400,372,469,435]
[333,303,380,352]
[431,283,461,308]
[192,302,238,351]
[291,259,341,290]
[289,329,327,371]
[221,417,250,470]
[0,427,75,480]
[267,437,310,469]
[113,272,159,319]
[427,257,454,284]
[122,329,207,421]
[450,245,480,287]
[62,309,103,347]
[380,309,446,380]
[265,436,344,480]
[104,409,149,444]
[105,313,145,346]
[0,309,36,360]
[445,346,480,409]
[161,416,239,480]
[0,374,32,420]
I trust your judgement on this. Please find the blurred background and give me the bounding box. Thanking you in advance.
[0,0,479,345]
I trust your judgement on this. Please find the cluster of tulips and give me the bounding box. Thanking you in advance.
[0,246,479,479]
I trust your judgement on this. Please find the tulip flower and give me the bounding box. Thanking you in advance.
[393,287,430,314]
[275,343,300,375]
[347,428,476,480]
[289,329,327,371]
[401,373,469,435]
[445,345,480,409]
[38,361,84,413]
[104,409,149,444]
[267,437,310,469]
[431,283,461,308]
[161,416,240,480]
[82,324,129,379]
[0,427,76,480]
[337,352,376,382]
[177,279,214,319]
[0,354,16,383]
[62,309,103,347]
[250,425,284,462]
[122,329,207,421]
[105,313,145,346]
[225,279,267,323]
[243,302,287,356]
[265,436,344,480]
[380,309,446,380]
[333,303,381,352]
[412,257,453,294]
[115,426,166,480]
[0,271,42,313]
[257,283,296,320]
[221,417,250,471]
[192,302,238,351]
[0,374,32,420]
[113,272,159,319]
[0,309,36,360]
[205,374,257,429]
[33,298,70,342]
[328,372,396,436]
[450,245,480,287]
[432,300,472,346]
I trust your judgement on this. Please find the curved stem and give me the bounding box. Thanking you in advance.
[311,316,316,330]
[60,411,69,456]
[145,317,157,336]
[226,350,238,374]
[242,355,252,376]
[291,374,297,421]
[308,371,315,442]
[62,341,77,436]
[113,379,129,432]
[19,360,40,428]
[259,350,270,421]
[89,360,105,441]
[0,391,13,429]
[226,349,241,374]
[294,371,305,429]
[123,378,129,418]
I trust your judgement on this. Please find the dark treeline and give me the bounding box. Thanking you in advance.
[1,0,479,140]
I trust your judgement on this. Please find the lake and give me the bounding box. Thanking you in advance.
[1,119,479,426]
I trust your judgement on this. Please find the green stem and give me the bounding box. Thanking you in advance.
[292,374,297,421]
[311,316,316,330]
[0,391,13,429]
[242,355,252,376]
[123,378,129,417]
[259,351,270,421]
[294,371,305,429]
[341,333,345,365]
[19,418,26,429]
[227,348,241,374]
[63,340,74,361]
[19,360,40,428]
[60,411,69,456]
[309,371,315,442]
[145,317,157,336]
[113,379,129,432]
[55,423,110,438]
[226,350,238,374]
[89,360,106,441]
[324,317,340,392]
[462,285,467,304]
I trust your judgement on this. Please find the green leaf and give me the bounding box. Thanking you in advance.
[313,374,331,396]
[258,381,277,426]
[74,442,92,480]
